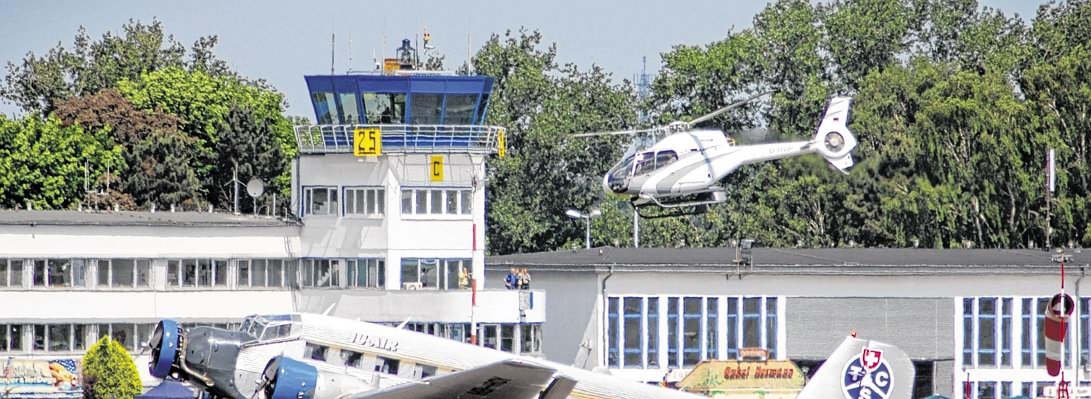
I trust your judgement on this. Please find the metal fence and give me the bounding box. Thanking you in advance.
[294,124,503,154]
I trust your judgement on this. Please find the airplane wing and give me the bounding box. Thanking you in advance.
[350,359,575,399]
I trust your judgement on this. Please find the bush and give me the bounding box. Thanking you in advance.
[82,336,142,399]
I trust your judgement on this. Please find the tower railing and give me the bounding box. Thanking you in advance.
[294,124,503,154]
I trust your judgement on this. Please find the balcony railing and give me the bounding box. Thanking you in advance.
[294,124,503,154]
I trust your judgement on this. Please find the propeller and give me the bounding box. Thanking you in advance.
[571,90,773,138]
[148,320,181,379]
[252,357,281,399]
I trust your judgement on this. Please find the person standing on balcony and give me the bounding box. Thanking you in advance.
[504,268,518,290]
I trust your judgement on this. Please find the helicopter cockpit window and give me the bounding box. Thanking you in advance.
[609,154,635,180]
[653,151,678,170]
[633,152,656,175]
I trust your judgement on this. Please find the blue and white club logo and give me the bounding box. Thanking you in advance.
[841,348,893,399]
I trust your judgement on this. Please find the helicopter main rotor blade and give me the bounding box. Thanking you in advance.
[685,90,773,128]
[570,127,661,138]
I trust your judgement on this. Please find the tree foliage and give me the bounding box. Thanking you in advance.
[1,19,231,116]
[475,30,637,253]
[481,0,1091,252]
[0,115,123,210]
[117,67,296,210]
[81,336,142,399]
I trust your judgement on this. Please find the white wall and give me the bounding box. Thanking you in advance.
[296,153,487,291]
[0,225,300,258]
[294,289,546,324]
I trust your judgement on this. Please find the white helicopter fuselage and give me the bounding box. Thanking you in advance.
[602,96,855,208]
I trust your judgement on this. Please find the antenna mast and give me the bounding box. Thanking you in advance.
[330,23,336,75]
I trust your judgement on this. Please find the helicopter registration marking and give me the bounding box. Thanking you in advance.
[768,145,793,155]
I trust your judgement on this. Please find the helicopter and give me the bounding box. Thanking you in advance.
[574,93,856,218]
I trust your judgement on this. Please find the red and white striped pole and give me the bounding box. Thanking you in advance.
[1045,259,1074,377]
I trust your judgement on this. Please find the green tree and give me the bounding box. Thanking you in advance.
[82,336,142,399]
[53,89,201,208]
[117,67,296,209]
[1,19,232,115]
[820,0,913,89]
[213,105,287,213]
[475,30,637,254]
[0,115,123,210]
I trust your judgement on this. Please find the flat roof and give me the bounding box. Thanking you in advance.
[0,210,299,228]
[487,247,1086,276]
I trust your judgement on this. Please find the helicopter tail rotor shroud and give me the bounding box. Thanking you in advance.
[813,97,856,173]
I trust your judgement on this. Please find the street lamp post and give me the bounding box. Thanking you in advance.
[566,207,601,249]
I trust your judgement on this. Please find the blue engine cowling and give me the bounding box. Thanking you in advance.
[262,356,318,399]
[149,320,181,378]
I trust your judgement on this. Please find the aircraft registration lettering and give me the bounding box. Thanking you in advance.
[767,145,793,155]
[466,376,510,396]
[350,333,399,352]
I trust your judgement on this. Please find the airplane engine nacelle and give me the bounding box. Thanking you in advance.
[149,320,181,378]
[262,356,374,399]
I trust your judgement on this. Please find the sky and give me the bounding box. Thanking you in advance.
[0,0,1048,119]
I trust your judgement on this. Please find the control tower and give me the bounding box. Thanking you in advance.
[289,47,541,354]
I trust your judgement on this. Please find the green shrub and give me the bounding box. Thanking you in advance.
[82,336,142,399]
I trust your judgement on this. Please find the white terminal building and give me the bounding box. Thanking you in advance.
[0,69,545,397]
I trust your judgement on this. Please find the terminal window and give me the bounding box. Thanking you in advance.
[166,259,229,288]
[399,259,468,290]
[30,324,85,353]
[32,259,87,288]
[344,187,385,216]
[401,188,473,216]
[299,259,342,288]
[237,259,291,288]
[0,259,23,287]
[303,186,339,216]
[95,259,151,288]
[0,325,23,352]
[347,259,385,289]
[607,295,781,369]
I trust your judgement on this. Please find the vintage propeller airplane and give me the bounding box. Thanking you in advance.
[574,93,857,218]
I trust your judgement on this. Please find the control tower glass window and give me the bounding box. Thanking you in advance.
[311,92,340,124]
[444,94,477,124]
[475,94,490,124]
[338,92,361,124]
[363,93,406,124]
[411,94,443,125]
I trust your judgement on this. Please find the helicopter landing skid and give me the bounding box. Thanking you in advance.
[635,203,710,219]
[633,191,726,218]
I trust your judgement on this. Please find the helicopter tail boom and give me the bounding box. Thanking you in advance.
[813,96,856,173]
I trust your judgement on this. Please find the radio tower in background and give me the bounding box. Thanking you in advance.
[634,56,653,124]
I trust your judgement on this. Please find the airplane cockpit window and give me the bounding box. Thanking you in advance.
[242,314,300,342]
[260,323,293,342]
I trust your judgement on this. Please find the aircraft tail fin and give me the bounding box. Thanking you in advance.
[796,335,914,399]
[813,96,857,173]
